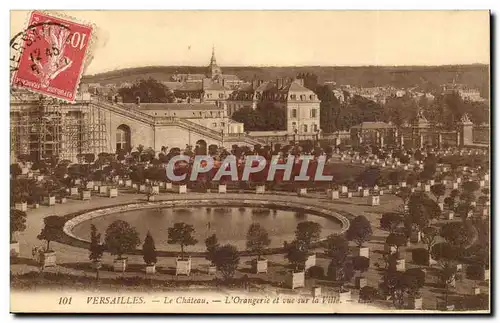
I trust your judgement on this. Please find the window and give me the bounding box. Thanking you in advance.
[313,124,318,132]
[292,122,297,129]
[310,95,315,100]
[219,93,224,99]
[290,94,296,100]
[291,109,297,118]
[303,124,308,133]
[311,109,317,118]
[221,122,225,127]
[300,95,304,101]
[212,122,217,127]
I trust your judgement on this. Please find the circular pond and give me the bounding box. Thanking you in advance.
[70,205,343,252]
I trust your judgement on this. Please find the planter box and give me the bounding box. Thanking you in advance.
[150,185,160,195]
[446,211,454,220]
[423,185,431,192]
[139,184,147,193]
[379,190,384,196]
[148,195,156,201]
[145,264,156,275]
[81,190,91,201]
[347,192,353,198]
[357,247,370,258]
[118,179,124,186]
[255,185,265,194]
[340,186,348,193]
[86,181,94,189]
[409,297,423,310]
[99,185,108,195]
[396,258,406,271]
[176,257,192,276]
[15,202,27,212]
[287,271,305,289]
[338,290,351,303]
[93,185,99,192]
[174,184,187,194]
[452,182,459,189]
[484,269,490,281]
[42,251,57,269]
[361,189,370,197]
[70,187,79,196]
[166,182,173,190]
[44,196,56,206]
[312,286,322,298]
[430,180,435,185]
[208,265,217,275]
[33,203,40,209]
[438,203,444,211]
[108,188,118,198]
[472,287,481,295]
[370,195,380,206]
[10,241,20,257]
[125,179,132,187]
[304,254,316,271]
[330,190,340,200]
[59,197,67,204]
[297,188,307,197]
[410,231,421,243]
[355,276,367,289]
[252,258,268,274]
[218,184,227,194]
[113,258,127,272]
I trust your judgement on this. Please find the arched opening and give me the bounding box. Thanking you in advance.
[195,139,208,155]
[116,124,131,153]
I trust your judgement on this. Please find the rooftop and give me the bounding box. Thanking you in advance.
[123,102,222,111]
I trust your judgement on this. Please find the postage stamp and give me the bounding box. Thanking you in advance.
[10,11,93,102]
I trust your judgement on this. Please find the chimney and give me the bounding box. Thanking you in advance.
[258,79,264,86]
[135,96,140,106]
[276,78,280,89]
[222,78,225,88]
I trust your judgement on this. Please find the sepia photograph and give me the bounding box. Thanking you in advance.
[9,10,490,314]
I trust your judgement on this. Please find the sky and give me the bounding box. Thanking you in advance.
[10,10,490,75]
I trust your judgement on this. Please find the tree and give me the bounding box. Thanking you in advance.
[430,184,446,203]
[89,224,104,280]
[359,286,379,303]
[118,78,175,103]
[213,244,240,281]
[205,234,220,265]
[10,209,26,243]
[346,215,373,248]
[295,221,322,251]
[323,234,350,267]
[246,223,271,260]
[440,222,475,249]
[462,181,480,194]
[404,268,426,291]
[385,233,407,255]
[37,215,65,251]
[142,231,157,265]
[421,226,438,255]
[380,212,403,234]
[167,222,198,260]
[285,240,308,271]
[352,256,370,277]
[104,220,140,259]
[397,187,412,210]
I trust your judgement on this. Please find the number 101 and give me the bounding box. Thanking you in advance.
[58,296,72,305]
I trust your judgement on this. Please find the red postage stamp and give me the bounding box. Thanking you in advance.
[11,11,93,102]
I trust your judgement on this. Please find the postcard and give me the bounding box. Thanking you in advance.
[10,10,490,314]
